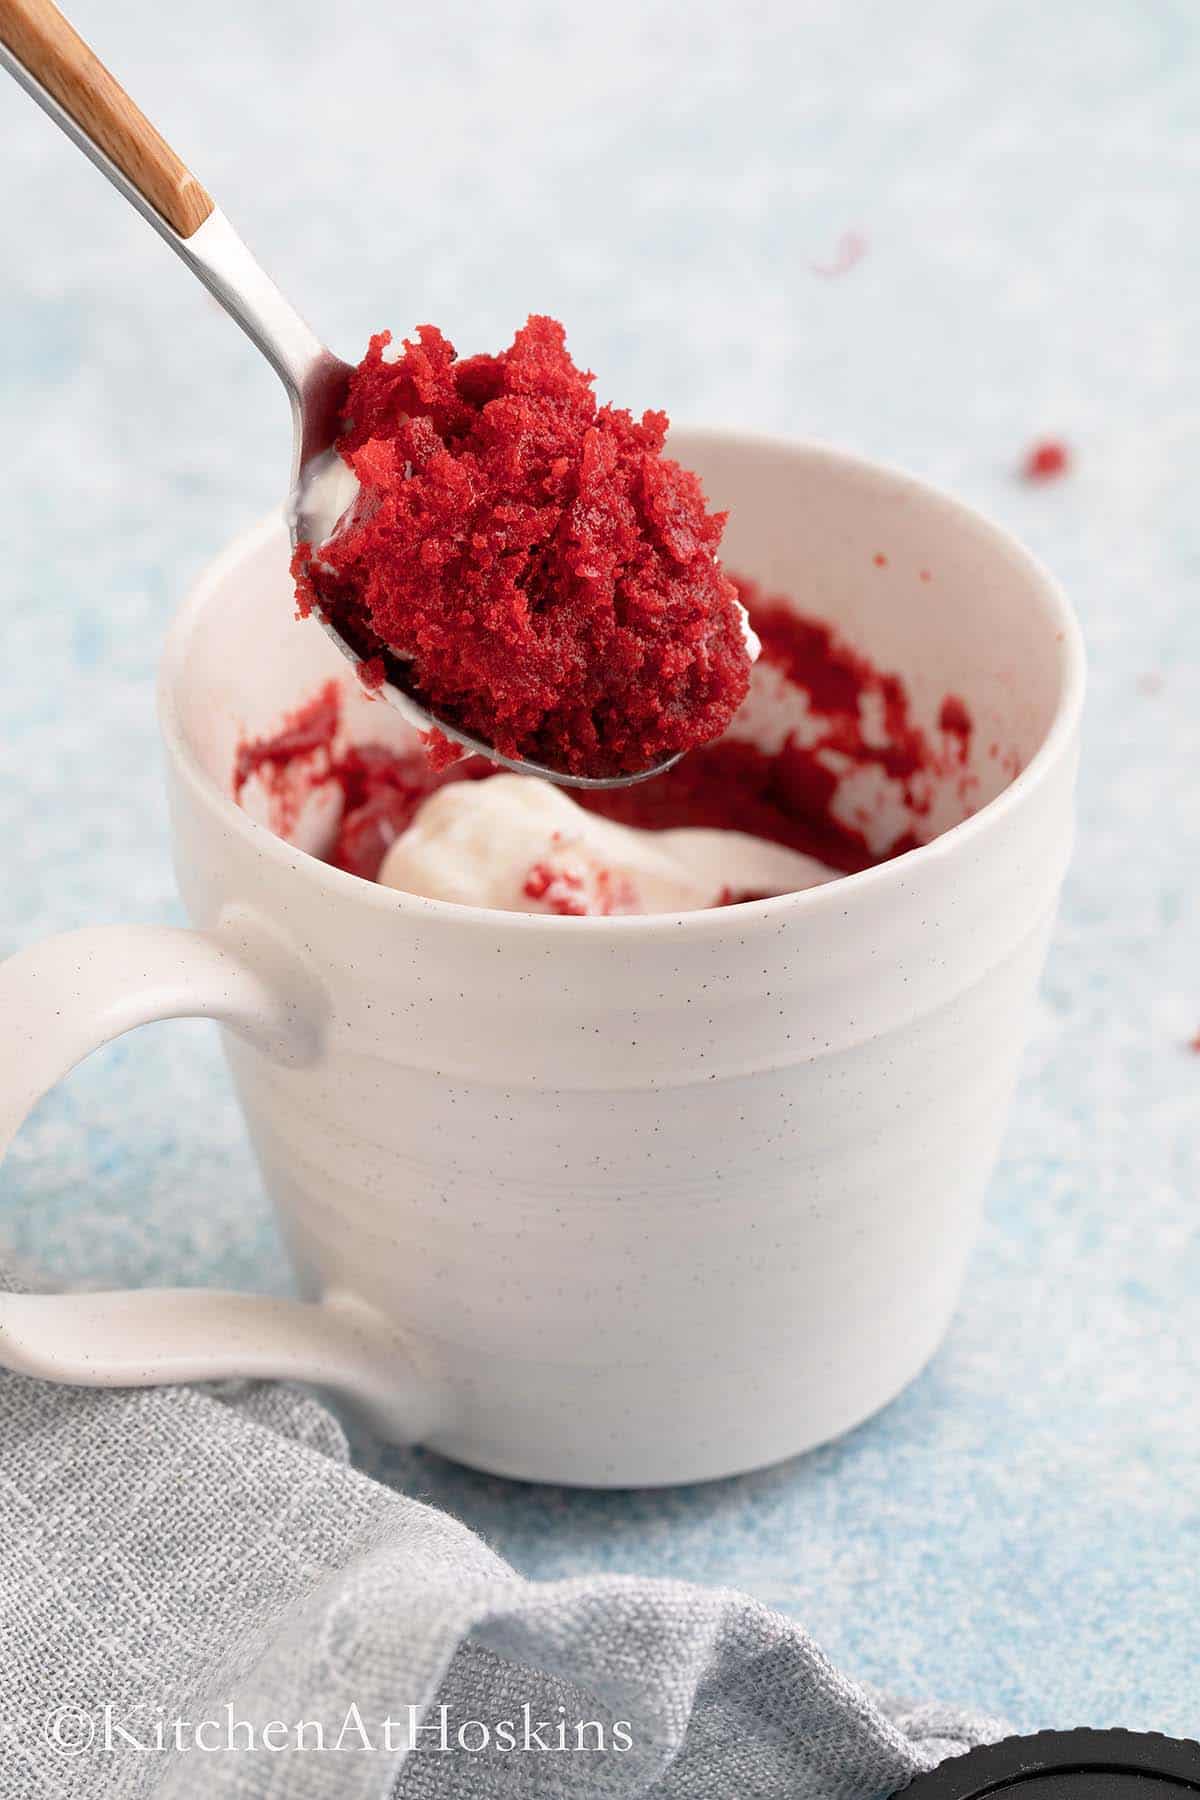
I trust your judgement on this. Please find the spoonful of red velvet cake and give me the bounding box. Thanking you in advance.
[294,317,757,786]
[0,0,756,789]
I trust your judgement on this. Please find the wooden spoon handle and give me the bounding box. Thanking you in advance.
[0,0,213,236]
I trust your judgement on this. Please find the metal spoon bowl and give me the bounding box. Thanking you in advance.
[0,0,682,791]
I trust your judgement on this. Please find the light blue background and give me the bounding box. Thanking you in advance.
[1,0,1197,1737]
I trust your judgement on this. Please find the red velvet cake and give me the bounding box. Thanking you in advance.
[292,317,753,778]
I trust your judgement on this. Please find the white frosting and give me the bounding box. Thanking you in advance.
[736,591,762,663]
[377,774,833,914]
[293,449,361,558]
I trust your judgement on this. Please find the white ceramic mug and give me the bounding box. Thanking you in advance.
[0,432,1084,1486]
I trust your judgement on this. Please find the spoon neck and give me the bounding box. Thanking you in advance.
[177,209,340,471]
[0,37,340,476]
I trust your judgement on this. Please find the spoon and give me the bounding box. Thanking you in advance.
[0,0,682,791]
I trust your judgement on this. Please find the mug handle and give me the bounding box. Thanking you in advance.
[0,916,436,1440]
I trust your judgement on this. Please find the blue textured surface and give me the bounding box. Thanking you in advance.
[2,0,1197,1739]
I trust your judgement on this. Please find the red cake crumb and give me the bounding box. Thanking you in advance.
[587,577,973,872]
[237,575,985,893]
[294,316,752,779]
[234,684,340,798]
[938,694,973,761]
[233,683,341,838]
[421,727,469,772]
[522,854,638,917]
[235,687,491,882]
[1021,439,1071,482]
[324,746,439,881]
[523,860,585,913]
[811,230,868,278]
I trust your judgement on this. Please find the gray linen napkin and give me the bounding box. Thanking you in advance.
[0,1350,1003,1799]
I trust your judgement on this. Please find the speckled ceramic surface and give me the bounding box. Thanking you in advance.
[1,0,1196,1732]
[0,440,1083,1483]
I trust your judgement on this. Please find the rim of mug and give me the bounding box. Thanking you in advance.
[159,429,1086,938]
